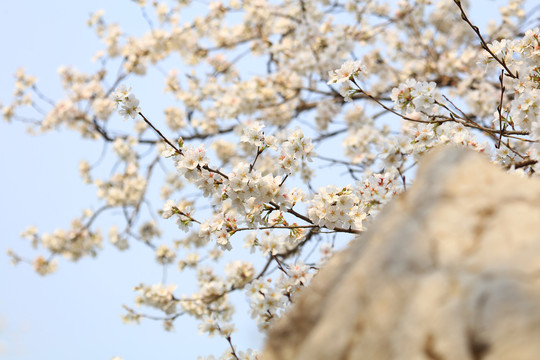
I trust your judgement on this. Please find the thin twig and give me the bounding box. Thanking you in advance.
[138,111,182,155]
[453,0,517,78]
[496,70,506,149]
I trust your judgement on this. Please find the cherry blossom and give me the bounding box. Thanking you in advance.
[5,0,540,358]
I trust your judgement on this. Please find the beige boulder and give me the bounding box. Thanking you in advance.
[263,146,540,360]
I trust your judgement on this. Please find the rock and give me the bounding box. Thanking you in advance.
[262,146,540,360]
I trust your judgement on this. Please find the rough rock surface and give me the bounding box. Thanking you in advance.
[262,146,540,360]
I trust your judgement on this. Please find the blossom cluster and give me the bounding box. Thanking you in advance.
[390,80,441,114]
[327,60,368,84]
[134,283,177,315]
[11,210,103,269]
[244,260,314,331]
[95,164,147,206]
[112,85,141,120]
[308,185,367,231]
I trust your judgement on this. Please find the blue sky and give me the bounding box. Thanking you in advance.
[0,1,536,359]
